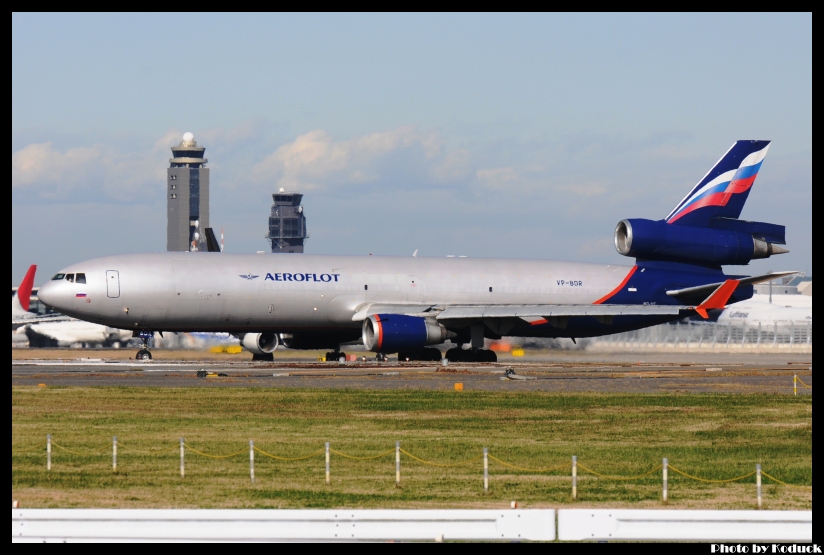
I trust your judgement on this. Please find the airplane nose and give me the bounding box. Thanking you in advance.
[36,282,63,311]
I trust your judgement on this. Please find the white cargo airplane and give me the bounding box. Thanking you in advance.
[37,141,796,361]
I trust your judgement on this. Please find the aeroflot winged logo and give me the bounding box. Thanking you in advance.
[239,273,259,280]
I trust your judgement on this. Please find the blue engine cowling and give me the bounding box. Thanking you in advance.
[362,314,449,353]
[615,218,785,266]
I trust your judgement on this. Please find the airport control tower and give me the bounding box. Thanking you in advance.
[266,188,308,253]
[167,132,210,251]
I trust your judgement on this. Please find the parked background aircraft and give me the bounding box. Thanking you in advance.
[37,141,795,361]
[12,265,133,348]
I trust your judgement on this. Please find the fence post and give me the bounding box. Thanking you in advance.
[180,437,185,478]
[572,455,577,500]
[249,439,255,484]
[756,464,762,509]
[662,458,668,504]
[47,434,51,472]
[325,442,330,485]
[483,448,489,493]
[113,436,117,473]
[794,374,798,396]
[395,441,401,488]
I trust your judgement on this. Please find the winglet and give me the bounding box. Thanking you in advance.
[17,265,37,312]
[693,279,740,319]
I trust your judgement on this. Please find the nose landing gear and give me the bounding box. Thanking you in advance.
[134,330,153,361]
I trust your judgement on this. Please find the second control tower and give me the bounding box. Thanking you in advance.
[167,132,209,251]
[266,188,308,253]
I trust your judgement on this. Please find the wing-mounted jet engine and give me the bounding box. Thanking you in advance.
[362,314,454,355]
[240,332,279,361]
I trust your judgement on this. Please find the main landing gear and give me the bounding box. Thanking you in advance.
[444,348,497,363]
[324,351,347,362]
[135,330,153,361]
[397,348,443,362]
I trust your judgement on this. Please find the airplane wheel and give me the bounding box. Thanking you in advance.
[135,349,152,361]
[252,353,274,362]
[424,348,443,361]
[482,349,497,363]
[445,348,463,362]
[398,351,412,362]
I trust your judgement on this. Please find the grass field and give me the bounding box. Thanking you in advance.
[12,387,812,510]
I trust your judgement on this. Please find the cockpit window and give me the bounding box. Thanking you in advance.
[51,274,65,280]
[75,273,86,284]
[66,274,75,283]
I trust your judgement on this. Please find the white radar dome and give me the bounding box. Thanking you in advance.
[279,187,285,193]
[182,132,195,144]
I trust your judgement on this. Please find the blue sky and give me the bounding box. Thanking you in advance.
[12,13,812,285]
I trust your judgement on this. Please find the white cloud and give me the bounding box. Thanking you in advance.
[250,126,472,192]
[475,167,519,188]
[11,135,175,202]
[12,142,103,193]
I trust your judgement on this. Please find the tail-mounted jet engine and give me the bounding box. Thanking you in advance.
[240,332,279,355]
[362,314,454,353]
[614,218,788,266]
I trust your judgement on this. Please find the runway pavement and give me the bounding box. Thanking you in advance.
[11,351,812,394]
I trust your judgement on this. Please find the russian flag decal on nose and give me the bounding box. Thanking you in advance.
[76,292,87,298]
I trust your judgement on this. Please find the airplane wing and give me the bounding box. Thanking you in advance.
[435,304,684,319]
[665,271,796,305]
[353,303,685,321]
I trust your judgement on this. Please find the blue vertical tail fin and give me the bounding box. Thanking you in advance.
[666,140,771,226]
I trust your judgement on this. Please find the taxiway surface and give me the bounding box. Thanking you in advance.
[12,352,811,394]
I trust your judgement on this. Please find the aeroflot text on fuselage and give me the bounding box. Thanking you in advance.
[263,273,341,282]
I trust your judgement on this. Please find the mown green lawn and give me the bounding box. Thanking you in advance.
[12,387,811,509]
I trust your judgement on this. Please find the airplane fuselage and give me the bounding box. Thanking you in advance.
[36,252,729,342]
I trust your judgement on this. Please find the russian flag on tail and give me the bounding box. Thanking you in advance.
[666,140,770,226]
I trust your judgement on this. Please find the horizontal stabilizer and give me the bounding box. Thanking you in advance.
[693,280,739,319]
[711,218,786,244]
[666,271,796,305]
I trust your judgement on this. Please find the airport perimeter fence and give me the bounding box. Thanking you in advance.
[590,320,812,350]
[12,436,812,508]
